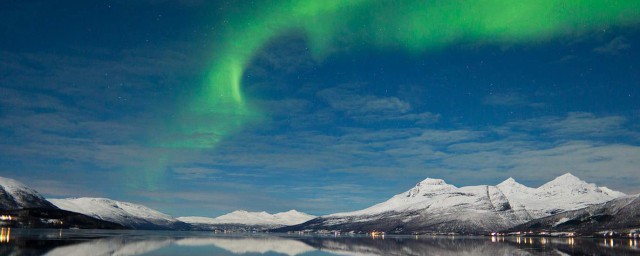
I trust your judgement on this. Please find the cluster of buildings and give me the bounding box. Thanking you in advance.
[0,214,16,227]
[0,214,15,222]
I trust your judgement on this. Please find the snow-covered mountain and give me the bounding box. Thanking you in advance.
[49,197,189,230]
[278,173,624,234]
[497,173,625,219]
[178,210,316,229]
[0,176,57,210]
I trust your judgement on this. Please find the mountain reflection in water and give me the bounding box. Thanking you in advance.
[0,229,638,256]
[175,237,316,255]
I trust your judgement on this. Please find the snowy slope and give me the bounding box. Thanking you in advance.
[0,176,57,210]
[279,173,623,234]
[178,210,315,227]
[49,197,188,230]
[273,210,317,225]
[510,194,640,234]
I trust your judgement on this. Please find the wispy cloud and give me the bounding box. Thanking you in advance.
[172,167,221,180]
[593,36,631,55]
[412,129,485,145]
[318,84,411,114]
[187,112,640,198]
[483,92,544,108]
[317,84,439,124]
[507,112,637,139]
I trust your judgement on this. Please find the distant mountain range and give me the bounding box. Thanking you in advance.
[277,173,632,235]
[178,210,315,230]
[1,174,638,235]
[0,176,314,231]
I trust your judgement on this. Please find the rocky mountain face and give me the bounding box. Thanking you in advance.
[510,194,640,234]
[277,173,624,234]
[0,177,58,210]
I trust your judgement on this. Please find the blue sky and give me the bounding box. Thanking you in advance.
[1,1,639,217]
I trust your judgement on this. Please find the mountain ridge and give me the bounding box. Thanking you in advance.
[178,209,316,229]
[276,173,625,234]
[48,197,190,230]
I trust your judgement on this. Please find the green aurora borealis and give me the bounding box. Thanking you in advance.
[176,0,640,149]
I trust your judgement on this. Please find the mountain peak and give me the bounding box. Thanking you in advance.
[536,173,625,200]
[497,177,535,197]
[497,177,529,189]
[418,178,448,186]
[556,172,580,181]
[274,209,315,220]
[542,173,586,187]
[540,173,581,186]
[406,177,456,197]
[0,176,34,194]
[499,177,518,185]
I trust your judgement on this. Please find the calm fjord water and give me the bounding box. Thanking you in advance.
[0,228,639,255]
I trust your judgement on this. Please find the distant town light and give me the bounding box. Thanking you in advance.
[0,228,10,243]
[0,215,15,221]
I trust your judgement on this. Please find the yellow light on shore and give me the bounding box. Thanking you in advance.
[0,228,10,243]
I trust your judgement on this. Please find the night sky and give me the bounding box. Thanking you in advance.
[1,1,639,217]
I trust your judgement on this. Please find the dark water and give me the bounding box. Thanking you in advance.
[1,228,639,255]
